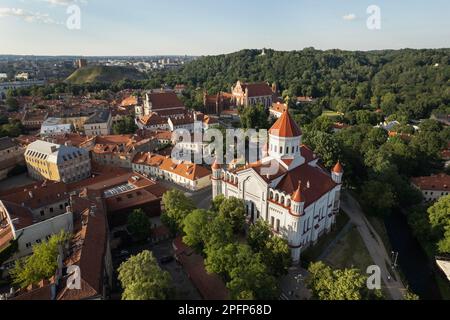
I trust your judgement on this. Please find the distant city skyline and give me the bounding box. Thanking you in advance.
[0,0,449,56]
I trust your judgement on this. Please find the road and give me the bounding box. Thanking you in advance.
[341,191,406,300]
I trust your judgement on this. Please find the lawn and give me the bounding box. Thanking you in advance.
[323,226,374,272]
[321,109,343,121]
[301,212,350,267]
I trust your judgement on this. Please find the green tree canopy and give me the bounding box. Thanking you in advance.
[127,209,151,242]
[11,231,70,288]
[307,262,368,300]
[117,250,173,300]
[162,189,196,233]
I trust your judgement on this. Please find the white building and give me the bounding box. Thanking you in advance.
[0,200,73,270]
[40,118,73,137]
[132,152,212,191]
[212,111,344,263]
[411,174,450,202]
[83,110,112,136]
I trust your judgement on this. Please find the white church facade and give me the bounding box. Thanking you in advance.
[211,111,344,263]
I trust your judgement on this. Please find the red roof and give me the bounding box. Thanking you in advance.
[411,174,450,191]
[269,111,302,138]
[292,182,304,203]
[148,92,185,111]
[241,82,273,98]
[333,161,344,174]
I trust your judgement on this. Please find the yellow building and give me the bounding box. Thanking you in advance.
[25,140,91,183]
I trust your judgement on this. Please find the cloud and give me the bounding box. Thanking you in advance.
[40,0,87,6]
[342,13,357,21]
[0,7,59,24]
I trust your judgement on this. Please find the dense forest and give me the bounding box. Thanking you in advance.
[166,48,449,120]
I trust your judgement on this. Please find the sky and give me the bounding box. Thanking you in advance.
[0,0,449,56]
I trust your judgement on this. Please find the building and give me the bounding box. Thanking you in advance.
[139,92,186,118]
[270,102,288,119]
[21,111,48,130]
[76,58,88,69]
[91,135,156,169]
[40,118,73,137]
[212,111,343,263]
[83,110,112,136]
[132,152,212,191]
[3,192,112,300]
[25,140,91,183]
[0,80,46,97]
[203,91,233,115]
[136,113,169,131]
[0,200,74,271]
[231,81,275,108]
[411,174,450,202]
[0,137,25,180]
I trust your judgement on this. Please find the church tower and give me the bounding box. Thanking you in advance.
[211,159,222,199]
[267,111,305,169]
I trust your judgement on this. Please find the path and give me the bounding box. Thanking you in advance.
[341,191,406,300]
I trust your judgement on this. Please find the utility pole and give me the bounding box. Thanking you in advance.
[391,251,399,270]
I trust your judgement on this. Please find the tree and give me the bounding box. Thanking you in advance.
[11,231,70,288]
[304,130,341,168]
[182,209,213,252]
[404,289,420,300]
[117,250,173,300]
[205,243,279,300]
[248,220,291,277]
[217,197,246,234]
[5,96,19,112]
[127,209,151,242]
[162,189,195,233]
[248,220,272,252]
[307,262,368,300]
[240,104,269,130]
[112,116,138,135]
[360,180,396,216]
[428,195,450,231]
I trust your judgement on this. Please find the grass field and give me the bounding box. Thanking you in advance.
[321,109,344,120]
[323,226,374,272]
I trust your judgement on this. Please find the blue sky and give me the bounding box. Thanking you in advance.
[0,0,449,56]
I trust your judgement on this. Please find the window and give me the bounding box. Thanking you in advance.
[271,216,275,227]
[50,207,54,213]
[26,242,32,248]
[40,210,45,216]
[276,219,280,232]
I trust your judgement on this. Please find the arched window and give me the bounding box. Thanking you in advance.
[280,196,285,204]
[270,191,274,199]
[275,194,279,202]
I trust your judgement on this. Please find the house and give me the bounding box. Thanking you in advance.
[136,113,169,131]
[25,140,91,184]
[21,110,48,130]
[83,110,113,136]
[231,81,275,108]
[91,135,156,169]
[132,152,212,191]
[411,174,450,202]
[139,92,186,118]
[40,118,73,137]
[212,110,343,263]
[5,192,112,301]
[0,137,25,180]
[0,200,74,271]
[203,91,234,115]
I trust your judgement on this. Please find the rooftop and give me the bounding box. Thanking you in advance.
[411,174,450,191]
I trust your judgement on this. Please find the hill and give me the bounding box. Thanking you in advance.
[66,65,146,84]
[168,48,449,120]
